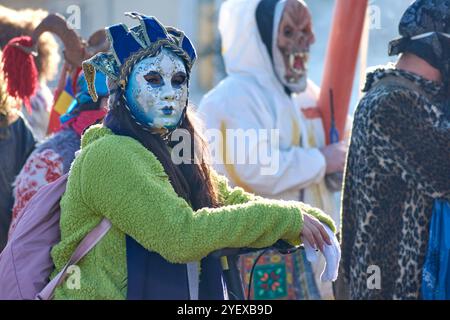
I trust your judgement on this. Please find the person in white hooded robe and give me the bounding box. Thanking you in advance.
[198,0,347,300]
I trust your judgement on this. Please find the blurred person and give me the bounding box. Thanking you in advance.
[7,71,108,237]
[199,0,346,299]
[49,13,337,299]
[0,5,60,141]
[337,0,450,300]
[3,15,110,237]
[0,49,35,252]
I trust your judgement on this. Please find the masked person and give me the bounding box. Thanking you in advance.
[199,0,346,299]
[48,12,337,300]
[7,72,108,237]
[337,0,450,300]
[0,50,35,252]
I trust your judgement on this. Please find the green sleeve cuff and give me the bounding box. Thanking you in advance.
[282,205,304,247]
[283,202,336,247]
[299,202,336,233]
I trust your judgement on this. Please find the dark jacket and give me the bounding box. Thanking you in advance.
[0,115,35,251]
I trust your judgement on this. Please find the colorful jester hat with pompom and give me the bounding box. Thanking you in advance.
[82,12,197,130]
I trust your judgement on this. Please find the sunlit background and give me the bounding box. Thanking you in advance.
[0,0,413,113]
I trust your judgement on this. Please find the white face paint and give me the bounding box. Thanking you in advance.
[125,48,188,130]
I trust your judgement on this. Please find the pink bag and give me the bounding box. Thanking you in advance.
[0,173,111,300]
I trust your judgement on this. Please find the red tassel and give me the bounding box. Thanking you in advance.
[1,36,38,113]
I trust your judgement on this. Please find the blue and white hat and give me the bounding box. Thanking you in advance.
[82,12,197,102]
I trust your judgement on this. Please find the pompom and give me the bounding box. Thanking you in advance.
[1,36,38,113]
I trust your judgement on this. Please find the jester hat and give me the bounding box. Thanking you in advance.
[82,12,197,103]
[59,70,108,124]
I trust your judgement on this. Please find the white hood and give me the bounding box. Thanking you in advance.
[200,0,336,213]
[219,0,283,92]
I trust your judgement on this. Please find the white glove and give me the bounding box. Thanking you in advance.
[303,223,341,282]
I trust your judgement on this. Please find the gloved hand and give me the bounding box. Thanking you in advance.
[304,223,341,282]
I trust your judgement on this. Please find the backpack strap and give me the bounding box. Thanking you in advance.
[36,218,112,300]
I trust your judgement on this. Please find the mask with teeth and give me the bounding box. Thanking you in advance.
[125,48,188,131]
[272,0,315,93]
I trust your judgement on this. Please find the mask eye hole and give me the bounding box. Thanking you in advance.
[171,72,187,88]
[283,26,293,38]
[144,71,163,87]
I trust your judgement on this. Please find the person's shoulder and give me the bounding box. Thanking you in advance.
[80,125,139,151]
[360,83,418,115]
[4,112,36,145]
[79,125,165,176]
[361,68,423,113]
[200,76,263,110]
[82,133,142,164]
[37,128,77,149]
[9,112,34,133]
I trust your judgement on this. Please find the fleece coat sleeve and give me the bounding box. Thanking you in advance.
[213,170,335,232]
[77,134,334,264]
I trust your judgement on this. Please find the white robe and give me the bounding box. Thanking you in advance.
[198,0,339,299]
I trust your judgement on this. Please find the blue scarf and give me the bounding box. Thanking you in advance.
[126,237,226,300]
[422,199,450,299]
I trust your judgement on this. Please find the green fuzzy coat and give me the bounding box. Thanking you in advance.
[50,125,335,299]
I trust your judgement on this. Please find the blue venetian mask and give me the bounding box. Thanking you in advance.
[124,48,188,130]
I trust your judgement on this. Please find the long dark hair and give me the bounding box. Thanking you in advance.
[104,96,219,210]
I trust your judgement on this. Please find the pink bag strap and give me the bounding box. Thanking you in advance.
[36,218,112,300]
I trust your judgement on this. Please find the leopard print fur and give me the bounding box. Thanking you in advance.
[337,66,449,300]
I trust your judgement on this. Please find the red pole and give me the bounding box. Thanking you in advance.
[318,0,368,144]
